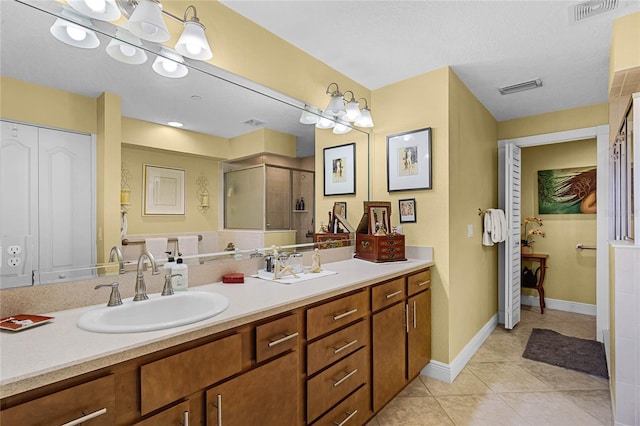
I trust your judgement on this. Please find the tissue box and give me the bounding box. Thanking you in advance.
[222,273,244,284]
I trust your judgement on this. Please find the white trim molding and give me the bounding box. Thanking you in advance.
[520,295,597,316]
[421,314,498,383]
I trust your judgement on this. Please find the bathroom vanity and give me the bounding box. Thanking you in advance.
[0,258,432,425]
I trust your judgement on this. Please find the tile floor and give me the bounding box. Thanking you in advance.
[367,306,612,426]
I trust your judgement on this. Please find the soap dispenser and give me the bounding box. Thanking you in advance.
[172,254,188,291]
[164,251,176,272]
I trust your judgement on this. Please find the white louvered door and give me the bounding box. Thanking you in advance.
[498,143,521,329]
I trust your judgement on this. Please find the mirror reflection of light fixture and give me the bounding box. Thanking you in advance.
[324,83,346,117]
[106,26,148,64]
[152,47,188,78]
[196,174,210,214]
[299,104,321,125]
[127,0,170,42]
[316,113,336,129]
[332,118,352,135]
[50,7,100,49]
[68,0,122,21]
[175,5,212,60]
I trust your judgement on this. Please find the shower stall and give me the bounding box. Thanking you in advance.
[224,164,314,244]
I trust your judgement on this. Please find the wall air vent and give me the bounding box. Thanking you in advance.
[573,0,618,22]
[498,78,543,95]
[243,118,266,127]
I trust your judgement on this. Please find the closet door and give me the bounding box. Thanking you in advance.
[37,127,95,284]
[0,121,38,288]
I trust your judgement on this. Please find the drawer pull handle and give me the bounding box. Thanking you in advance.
[405,304,409,334]
[385,290,402,299]
[333,368,358,387]
[61,408,107,426]
[413,300,417,329]
[333,308,358,321]
[183,410,189,426]
[360,241,370,248]
[334,409,358,426]
[268,332,299,347]
[333,339,358,354]
[417,279,431,287]
[212,394,222,426]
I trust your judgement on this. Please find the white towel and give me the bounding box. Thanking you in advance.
[482,211,494,246]
[489,209,507,243]
[178,236,199,256]
[144,237,168,260]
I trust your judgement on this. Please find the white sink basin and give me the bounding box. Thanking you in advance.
[77,291,230,333]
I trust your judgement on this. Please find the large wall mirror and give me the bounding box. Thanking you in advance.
[0,0,370,289]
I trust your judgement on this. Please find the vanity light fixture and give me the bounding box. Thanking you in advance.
[324,83,346,117]
[174,5,213,60]
[332,118,352,135]
[316,113,336,129]
[106,26,148,64]
[299,104,321,125]
[343,91,362,123]
[50,7,100,49]
[353,98,374,128]
[152,47,188,78]
[126,0,170,42]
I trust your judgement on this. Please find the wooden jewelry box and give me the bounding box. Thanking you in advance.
[354,201,406,262]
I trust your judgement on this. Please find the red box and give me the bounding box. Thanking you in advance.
[222,273,245,284]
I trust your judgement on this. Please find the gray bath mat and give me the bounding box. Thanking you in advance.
[522,328,608,378]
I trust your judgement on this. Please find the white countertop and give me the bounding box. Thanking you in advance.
[0,258,432,398]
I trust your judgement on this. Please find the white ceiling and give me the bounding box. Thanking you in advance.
[220,0,640,121]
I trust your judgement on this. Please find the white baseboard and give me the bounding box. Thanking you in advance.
[421,313,498,384]
[521,295,596,316]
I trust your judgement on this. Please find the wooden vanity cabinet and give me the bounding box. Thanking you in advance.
[206,351,299,426]
[372,268,432,412]
[0,374,116,426]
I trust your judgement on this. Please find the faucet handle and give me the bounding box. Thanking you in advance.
[95,282,123,307]
[161,273,182,296]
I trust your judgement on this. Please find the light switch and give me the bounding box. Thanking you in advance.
[467,224,473,238]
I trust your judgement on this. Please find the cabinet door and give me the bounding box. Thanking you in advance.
[206,352,299,426]
[372,302,406,412]
[408,289,431,379]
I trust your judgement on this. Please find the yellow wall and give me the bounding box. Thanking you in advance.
[609,12,640,89]
[498,103,608,140]
[229,128,297,160]
[121,145,218,235]
[521,139,597,305]
[447,70,499,358]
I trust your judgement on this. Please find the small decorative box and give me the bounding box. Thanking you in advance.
[222,273,245,284]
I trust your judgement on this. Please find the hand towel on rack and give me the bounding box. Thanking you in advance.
[482,211,494,246]
[144,237,168,260]
[489,208,507,243]
[178,235,199,265]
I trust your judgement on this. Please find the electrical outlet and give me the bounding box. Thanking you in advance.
[7,245,21,255]
[7,257,20,267]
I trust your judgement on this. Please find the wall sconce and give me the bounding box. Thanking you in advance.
[52,0,213,79]
[299,83,374,133]
[120,162,132,238]
[196,174,210,214]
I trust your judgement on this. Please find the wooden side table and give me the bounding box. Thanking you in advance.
[521,253,549,314]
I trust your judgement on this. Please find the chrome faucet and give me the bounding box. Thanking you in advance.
[109,246,125,274]
[134,250,160,301]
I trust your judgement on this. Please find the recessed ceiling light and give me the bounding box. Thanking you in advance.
[167,121,183,127]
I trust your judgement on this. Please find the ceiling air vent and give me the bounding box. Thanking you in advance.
[498,78,543,95]
[573,0,618,22]
[243,118,266,127]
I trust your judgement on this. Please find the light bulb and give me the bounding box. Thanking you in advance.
[66,25,87,41]
[119,44,136,57]
[162,59,178,73]
[85,0,106,13]
[140,22,159,36]
[186,43,202,55]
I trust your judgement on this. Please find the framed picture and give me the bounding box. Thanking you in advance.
[143,165,185,215]
[367,203,391,235]
[399,198,416,223]
[387,127,432,192]
[333,201,347,218]
[324,143,355,196]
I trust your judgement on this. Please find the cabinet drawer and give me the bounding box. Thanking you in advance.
[307,319,368,375]
[1,374,115,426]
[256,312,299,363]
[140,333,242,415]
[407,268,431,296]
[311,384,370,426]
[371,277,405,311]
[307,348,368,423]
[307,290,368,340]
